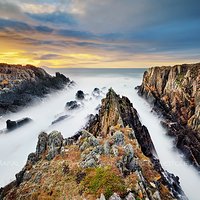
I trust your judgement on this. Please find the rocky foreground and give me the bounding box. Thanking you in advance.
[137,63,200,169]
[0,89,187,200]
[0,63,73,115]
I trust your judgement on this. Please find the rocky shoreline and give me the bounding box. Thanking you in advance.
[0,63,73,116]
[137,63,200,169]
[0,89,187,200]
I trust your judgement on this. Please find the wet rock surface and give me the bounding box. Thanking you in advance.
[6,118,32,130]
[137,63,200,169]
[76,90,85,100]
[51,115,69,125]
[66,100,81,110]
[0,89,187,200]
[0,63,73,115]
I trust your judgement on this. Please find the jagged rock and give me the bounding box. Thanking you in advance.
[80,155,97,168]
[0,63,72,115]
[99,193,106,200]
[112,131,125,146]
[36,132,48,158]
[109,193,122,200]
[27,153,37,165]
[63,138,74,146]
[116,144,136,176]
[125,192,136,200]
[76,90,85,100]
[128,130,135,140]
[152,191,161,200]
[51,115,69,125]
[92,88,101,97]
[80,130,99,148]
[15,169,26,186]
[112,145,119,157]
[23,171,32,181]
[0,89,187,200]
[46,131,63,160]
[123,144,135,171]
[103,140,111,154]
[137,63,200,169]
[6,117,32,130]
[34,172,42,184]
[66,100,81,110]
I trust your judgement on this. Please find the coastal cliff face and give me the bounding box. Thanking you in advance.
[137,63,200,169]
[0,63,72,115]
[0,89,186,200]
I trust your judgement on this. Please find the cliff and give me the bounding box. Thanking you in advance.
[0,89,186,200]
[0,63,73,115]
[137,63,200,169]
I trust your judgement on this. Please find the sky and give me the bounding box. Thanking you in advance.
[0,0,200,68]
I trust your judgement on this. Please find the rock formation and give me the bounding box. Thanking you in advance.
[0,63,73,115]
[0,89,187,200]
[137,63,200,169]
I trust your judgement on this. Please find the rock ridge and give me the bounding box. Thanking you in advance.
[137,63,200,169]
[0,63,73,115]
[0,89,187,200]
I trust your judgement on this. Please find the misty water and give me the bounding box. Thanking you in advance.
[0,68,199,200]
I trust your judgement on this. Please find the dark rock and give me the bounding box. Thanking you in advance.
[0,64,73,115]
[75,90,85,100]
[92,88,101,97]
[66,100,81,110]
[51,115,69,125]
[15,169,25,186]
[27,153,37,165]
[76,171,86,184]
[6,117,32,130]
[62,163,70,174]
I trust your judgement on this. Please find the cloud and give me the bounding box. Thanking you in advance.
[27,11,77,26]
[0,0,200,68]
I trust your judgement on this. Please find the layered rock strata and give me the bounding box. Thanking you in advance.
[137,63,200,169]
[0,89,187,200]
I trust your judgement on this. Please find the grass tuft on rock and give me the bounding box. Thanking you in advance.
[81,166,126,199]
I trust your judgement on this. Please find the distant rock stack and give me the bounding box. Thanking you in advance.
[0,89,187,200]
[137,63,200,169]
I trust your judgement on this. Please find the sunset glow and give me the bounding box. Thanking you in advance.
[0,0,200,68]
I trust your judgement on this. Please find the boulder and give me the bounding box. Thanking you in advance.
[125,192,136,200]
[112,131,124,146]
[66,100,81,110]
[92,88,101,97]
[36,132,48,158]
[6,117,32,130]
[46,131,63,160]
[76,90,85,100]
[51,115,69,125]
[109,193,122,200]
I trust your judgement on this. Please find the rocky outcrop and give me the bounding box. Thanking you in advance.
[0,89,187,200]
[0,63,73,115]
[76,90,85,100]
[6,118,32,130]
[137,63,200,169]
[66,100,81,110]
